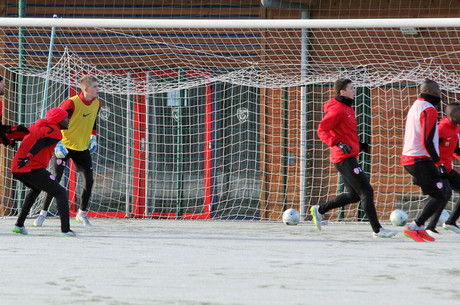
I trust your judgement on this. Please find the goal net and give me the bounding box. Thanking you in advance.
[1,18,460,223]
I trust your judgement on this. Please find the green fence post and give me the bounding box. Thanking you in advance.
[356,86,371,221]
[16,0,27,212]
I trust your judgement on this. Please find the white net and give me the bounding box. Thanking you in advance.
[1,21,460,221]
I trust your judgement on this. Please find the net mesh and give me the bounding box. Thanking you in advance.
[1,21,460,222]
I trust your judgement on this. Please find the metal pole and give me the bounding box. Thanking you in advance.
[144,72,150,217]
[125,73,132,217]
[282,87,288,212]
[2,17,456,29]
[41,14,58,118]
[299,9,310,219]
[176,69,184,219]
[356,86,372,221]
[16,0,27,212]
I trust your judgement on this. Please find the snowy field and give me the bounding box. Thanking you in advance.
[1,218,459,305]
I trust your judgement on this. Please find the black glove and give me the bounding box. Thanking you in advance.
[12,125,30,134]
[455,146,460,155]
[17,156,30,169]
[337,141,352,154]
[359,142,370,153]
[438,164,448,179]
[0,131,12,146]
[1,124,12,134]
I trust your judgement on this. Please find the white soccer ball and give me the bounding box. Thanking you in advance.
[282,208,300,225]
[390,209,408,226]
[437,209,450,226]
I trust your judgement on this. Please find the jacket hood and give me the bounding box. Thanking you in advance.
[46,107,68,124]
[36,118,52,127]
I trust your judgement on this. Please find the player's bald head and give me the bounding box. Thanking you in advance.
[420,79,441,97]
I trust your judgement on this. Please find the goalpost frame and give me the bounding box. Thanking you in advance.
[3,16,459,220]
[1,17,460,29]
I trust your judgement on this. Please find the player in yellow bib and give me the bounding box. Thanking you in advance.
[34,75,101,227]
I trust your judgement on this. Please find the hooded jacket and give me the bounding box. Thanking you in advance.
[317,96,359,163]
[11,118,63,173]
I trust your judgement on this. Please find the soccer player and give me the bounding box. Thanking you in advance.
[424,103,460,235]
[401,79,450,242]
[312,78,398,238]
[34,75,101,227]
[0,75,30,146]
[11,107,76,236]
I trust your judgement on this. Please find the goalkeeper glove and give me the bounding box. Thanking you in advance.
[337,141,352,154]
[89,135,97,153]
[55,142,68,159]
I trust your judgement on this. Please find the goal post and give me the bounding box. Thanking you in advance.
[1,17,460,223]
[2,17,460,28]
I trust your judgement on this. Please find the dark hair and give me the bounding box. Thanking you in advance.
[446,102,460,116]
[334,78,352,95]
[0,75,3,82]
[420,78,440,94]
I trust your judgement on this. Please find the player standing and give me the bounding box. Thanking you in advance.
[401,79,450,242]
[34,75,101,227]
[11,107,76,236]
[312,78,397,238]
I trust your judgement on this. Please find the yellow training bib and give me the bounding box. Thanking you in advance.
[61,95,99,151]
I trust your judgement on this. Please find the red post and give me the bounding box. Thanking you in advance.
[203,82,212,218]
[133,72,146,217]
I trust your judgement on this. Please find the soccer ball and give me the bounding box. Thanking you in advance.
[282,208,300,225]
[437,209,450,226]
[390,209,408,226]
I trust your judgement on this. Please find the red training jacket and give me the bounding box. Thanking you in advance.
[317,97,359,163]
[11,118,62,173]
[436,116,460,172]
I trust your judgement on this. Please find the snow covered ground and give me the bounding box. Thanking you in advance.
[1,218,459,305]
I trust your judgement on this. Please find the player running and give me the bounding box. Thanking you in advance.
[401,79,450,242]
[34,75,101,227]
[424,103,460,235]
[11,108,76,236]
[312,78,397,238]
